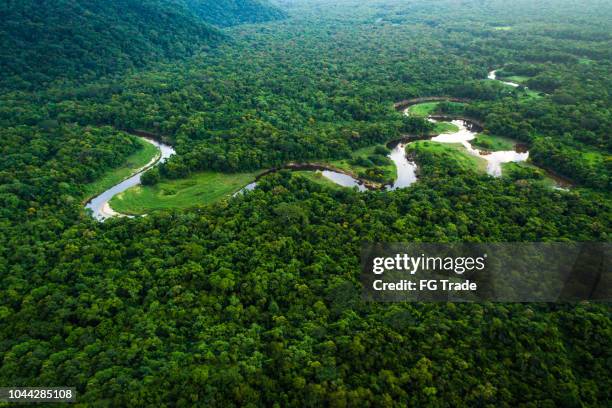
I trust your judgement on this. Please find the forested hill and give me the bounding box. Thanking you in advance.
[183,0,287,27]
[0,0,222,90]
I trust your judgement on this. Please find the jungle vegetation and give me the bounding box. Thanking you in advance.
[0,0,610,406]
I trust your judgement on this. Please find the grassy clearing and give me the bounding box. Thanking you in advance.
[407,102,463,134]
[407,102,440,117]
[83,137,159,201]
[407,101,466,118]
[521,88,543,99]
[327,144,395,183]
[470,134,517,151]
[110,171,258,214]
[509,85,543,100]
[502,75,530,83]
[433,121,460,134]
[408,141,488,173]
[494,74,543,99]
[293,171,345,189]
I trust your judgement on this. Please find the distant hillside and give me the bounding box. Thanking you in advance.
[0,0,222,90]
[184,0,287,27]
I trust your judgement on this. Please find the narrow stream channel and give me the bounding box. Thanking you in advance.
[487,69,520,87]
[387,141,417,190]
[234,169,367,196]
[321,171,368,191]
[85,138,175,221]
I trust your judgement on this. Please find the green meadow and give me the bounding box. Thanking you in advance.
[110,171,258,214]
[83,137,160,201]
[408,141,488,173]
[470,134,517,151]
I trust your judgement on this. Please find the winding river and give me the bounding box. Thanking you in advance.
[85,138,175,221]
[86,116,528,220]
[381,69,544,188]
[380,114,530,191]
[488,69,520,87]
[234,167,368,196]
[87,69,563,220]
[387,141,417,189]
[429,118,529,177]
[321,171,368,191]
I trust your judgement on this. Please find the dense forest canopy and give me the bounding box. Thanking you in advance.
[0,0,221,90]
[0,0,286,91]
[0,0,610,406]
[184,0,287,27]
[2,0,609,187]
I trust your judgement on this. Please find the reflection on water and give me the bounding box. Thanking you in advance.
[488,69,520,87]
[85,138,175,221]
[242,182,258,191]
[322,170,368,191]
[431,119,529,176]
[482,151,530,177]
[387,142,417,190]
[233,170,368,196]
[233,182,258,196]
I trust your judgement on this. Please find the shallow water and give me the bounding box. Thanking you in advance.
[430,119,529,176]
[387,142,418,190]
[234,169,368,196]
[322,170,368,191]
[232,181,259,196]
[488,69,520,87]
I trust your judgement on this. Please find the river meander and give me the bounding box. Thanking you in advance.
[85,117,531,220]
[85,138,175,221]
[487,69,520,87]
[428,118,529,177]
[86,69,562,221]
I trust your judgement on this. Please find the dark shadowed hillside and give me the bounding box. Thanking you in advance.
[0,0,222,90]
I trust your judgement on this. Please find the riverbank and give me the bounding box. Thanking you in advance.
[326,145,396,185]
[81,137,160,204]
[394,96,471,111]
[254,162,380,189]
[110,171,259,215]
[85,136,175,221]
[85,92,569,221]
[470,134,517,151]
[408,141,488,173]
[86,113,523,219]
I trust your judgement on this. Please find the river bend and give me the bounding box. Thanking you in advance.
[85,138,175,221]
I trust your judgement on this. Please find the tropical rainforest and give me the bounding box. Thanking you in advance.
[0,0,610,406]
